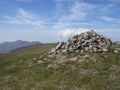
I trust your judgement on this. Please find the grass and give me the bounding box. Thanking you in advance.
[0,43,120,90]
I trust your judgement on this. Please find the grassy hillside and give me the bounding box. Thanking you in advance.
[0,43,120,90]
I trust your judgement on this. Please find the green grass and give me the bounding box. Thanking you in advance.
[0,43,120,90]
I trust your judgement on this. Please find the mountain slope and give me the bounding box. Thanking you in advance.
[0,40,41,53]
[0,43,120,90]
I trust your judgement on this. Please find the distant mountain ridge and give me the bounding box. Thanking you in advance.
[0,40,41,53]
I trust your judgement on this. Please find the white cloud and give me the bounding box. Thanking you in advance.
[57,28,89,41]
[4,8,45,28]
[56,27,120,42]
[101,16,115,22]
[53,0,72,3]
[99,4,114,12]
[110,0,120,3]
[96,27,120,41]
[17,8,33,18]
[16,0,32,2]
[52,0,95,30]
[59,1,94,22]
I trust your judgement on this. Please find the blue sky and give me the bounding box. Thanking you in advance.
[0,0,120,43]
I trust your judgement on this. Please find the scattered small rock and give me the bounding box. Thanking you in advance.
[38,60,43,64]
[102,48,108,52]
[33,57,37,60]
[43,58,48,61]
[69,57,78,61]
[113,50,118,53]
[20,59,23,62]
[47,64,59,69]
[39,55,44,59]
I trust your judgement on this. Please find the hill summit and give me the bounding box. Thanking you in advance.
[50,30,112,54]
[0,31,120,90]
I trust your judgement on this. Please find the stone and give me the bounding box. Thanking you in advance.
[62,49,67,53]
[38,60,43,64]
[80,49,84,55]
[20,59,23,62]
[102,48,108,52]
[93,47,97,52]
[39,55,43,59]
[47,64,59,69]
[96,49,102,52]
[33,57,37,60]
[55,42,64,50]
[113,50,118,53]
[49,48,56,54]
[116,48,120,51]
[43,58,48,61]
[75,50,79,53]
[84,47,89,51]
[69,57,78,61]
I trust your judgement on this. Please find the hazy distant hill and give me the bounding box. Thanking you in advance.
[0,40,41,53]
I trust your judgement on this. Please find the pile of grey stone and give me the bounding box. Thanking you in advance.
[50,30,112,54]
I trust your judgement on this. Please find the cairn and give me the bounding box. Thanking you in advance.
[50,30,112,54]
